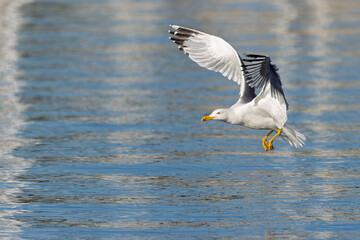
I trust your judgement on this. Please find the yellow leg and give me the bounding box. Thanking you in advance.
[268,129,282,150]
[262,130,273,151]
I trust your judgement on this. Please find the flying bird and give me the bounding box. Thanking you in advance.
[169,25,305,151]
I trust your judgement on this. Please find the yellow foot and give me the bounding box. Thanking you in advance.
[268,143,274,151]
[268,129,281,151]
[262,130,273,151]
[262,137,269,151]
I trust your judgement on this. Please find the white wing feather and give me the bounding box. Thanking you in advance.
[169,25,244,86]
[255,83,287,129]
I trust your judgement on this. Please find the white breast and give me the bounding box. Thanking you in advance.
[230,101,279,130]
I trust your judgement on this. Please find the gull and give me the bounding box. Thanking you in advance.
[169,25,306,151]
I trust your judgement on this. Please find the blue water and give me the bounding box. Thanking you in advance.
[1,0,360,239]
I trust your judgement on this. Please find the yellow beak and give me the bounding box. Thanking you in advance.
[201,115,214,121]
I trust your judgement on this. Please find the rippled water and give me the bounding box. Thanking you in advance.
[1,0,360,239]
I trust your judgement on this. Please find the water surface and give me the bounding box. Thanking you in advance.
[1,0,360,239]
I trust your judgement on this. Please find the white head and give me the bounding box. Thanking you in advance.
[201,108,230,122]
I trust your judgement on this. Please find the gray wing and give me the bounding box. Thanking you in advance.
[242,54,289,109]
[169,25,255,102]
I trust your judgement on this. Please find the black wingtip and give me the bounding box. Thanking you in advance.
[244,53,268,58]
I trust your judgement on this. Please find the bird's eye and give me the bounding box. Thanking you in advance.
[217,112,220,114]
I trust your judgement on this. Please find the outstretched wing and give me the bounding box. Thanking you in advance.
[169,25,255,101]
[242,54,289,109]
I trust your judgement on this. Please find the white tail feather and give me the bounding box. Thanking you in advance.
[280,125,306,148]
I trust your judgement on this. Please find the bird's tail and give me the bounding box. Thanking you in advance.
[280,125,306,148]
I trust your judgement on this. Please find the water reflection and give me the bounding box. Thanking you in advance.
[1,0,360,239]
[0,0,33,237]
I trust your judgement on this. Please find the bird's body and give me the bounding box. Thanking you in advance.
[228,84,283,129]
[169,25,305,150]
